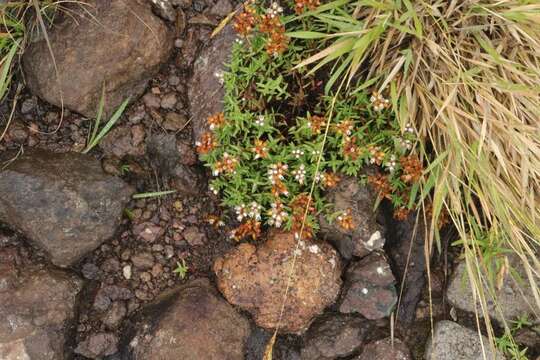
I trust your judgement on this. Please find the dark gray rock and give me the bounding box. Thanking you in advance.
[319,176,384,259]
[146,132,179,176]
[447,258,539,324]
[339,252,397,320]
[0,248,82,360]
[301,314,370,360]
[0,150,133,267]
[129,278,250,359]
[356,338,411,360]
[188,23,237,144]
[75,332,119,359]
[425,321,505,360]
[23,0,173,118]
[100,125,146,158]
[171,163,206,195]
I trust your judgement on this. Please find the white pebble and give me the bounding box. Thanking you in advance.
[122,265,132,280]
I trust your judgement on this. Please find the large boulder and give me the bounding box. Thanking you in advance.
[447,258,539,324]
[188,23,237,144]
[0,248,82,360]
[425,321,505,360]
[339,252,398,320]
[130,278,250,359]
[301,314,370,360]
[0,150,133,267]
[319,176,384,259]
[23,0,173,118]
[214,231,342,334]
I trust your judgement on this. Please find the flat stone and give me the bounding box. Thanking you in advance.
[130,278,250,359]
[75,332,119,359]
[447,258,539,324]
[0,150,133,267]
[0,249,82,360]
[23,0,173,118]
[188,23,237,144]
[425,321,505,360]
[339,252,397,320]
[301,314,370,359]
[214,231,342,334]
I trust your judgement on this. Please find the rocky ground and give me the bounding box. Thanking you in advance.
[0,0,538,359]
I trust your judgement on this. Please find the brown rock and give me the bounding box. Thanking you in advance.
[131,252,155,269]
[75,332,119,359]
[339,252,397,320]
[23,0,173,118]
[0,150,133,267]
[301,314,370,359]
[355,338,411,360]
[163,112,188,131]
[319,176,384,259]
[0,249,82,360]
[188,23,237,144]
[131,278,249,359]
[100,125,146,158]
[214,231,342,333]
[133,222,164,243]
[183,226,206,246]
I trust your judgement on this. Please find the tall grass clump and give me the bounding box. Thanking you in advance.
[291,0,539,352]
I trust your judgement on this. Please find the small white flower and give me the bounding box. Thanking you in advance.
[405,123,414,134]
[209,184,218,195]
[292,164,306,184]
[385,154,397,172]
[248,201,262,220]
[235,38,244,45]
[255,115,265,126]
[214,71,224,85]
[314,171,322,183]
[361,288,369,295]
[291,148,304,159]
[312,149,322,157]
[235,204,248,222]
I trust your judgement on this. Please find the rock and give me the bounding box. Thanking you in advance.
[130,278,250,359]
[214,231,342,333]
[355,338,411,360]
[385,211,428,323]
[0,150,133,267]
[171,163,206,195]
[82,262,101,280]
[319,176,384,259]
[163,112,188,131]
[0,249,82,360]
[160,93,178,109]
[143,93,161,109]
[102,301,127,329]
[75,332,119,359]
[123,265,132,280]
[147,133,179,176]
[23,0,173,118]
[131,252,155,269]
[209,0,233,17]
[339,252,397,320]
[20,96,38,114]
[94,285,133,312]
[301,314,370,359]
[100,125,146,158]
[177,139,198,165]
[132,222,164,243]
[188,23,237,144]
[425,321,505,360]
[245,327,301,360]
[183,226,206,246]
[447,258,539,324]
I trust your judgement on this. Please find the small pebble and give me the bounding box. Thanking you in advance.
[123,265,132,280]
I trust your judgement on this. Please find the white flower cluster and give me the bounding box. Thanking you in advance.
[292,164,306,184]
[213,71,224,85]
[404,123,414,134]
[267,163,288,184]
[255,115,265,126]
[266,2,284,18]
[209,184,218,195]
[268,202,288,228]
[370,92,390,111]
[291,148,304,158]
[385,154,397,172]
[398,137,413,150]
[235,201,262,222]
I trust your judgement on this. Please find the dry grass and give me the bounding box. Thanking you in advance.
[293,0,540,356]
